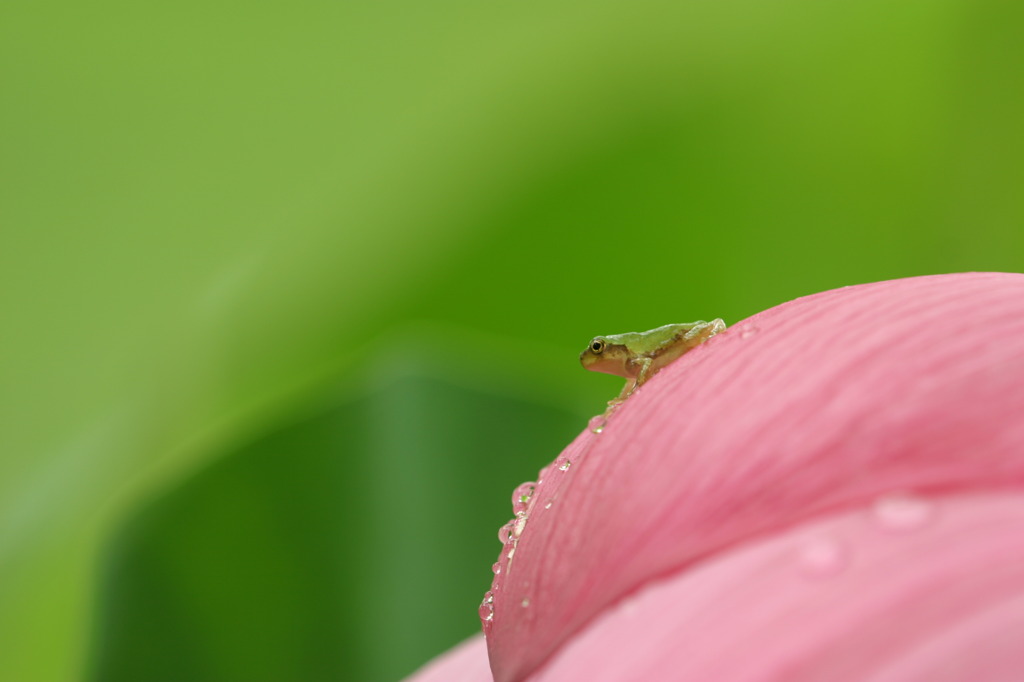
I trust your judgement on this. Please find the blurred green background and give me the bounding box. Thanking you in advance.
[1,0,1022,680]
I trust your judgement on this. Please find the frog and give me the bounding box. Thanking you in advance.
[580,319,726,409]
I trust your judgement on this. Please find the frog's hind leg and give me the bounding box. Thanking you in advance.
[685,318,726,342]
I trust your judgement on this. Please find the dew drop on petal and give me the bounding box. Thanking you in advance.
[492,562,501,575]
[514,513,528,538]
[544,499,553,509]
[511,482,537,514]
[479,591,495,623]
[521,598,530,608]
[588,415,606,434]
[558,460,572,472]
[872,493,933,532]
[497,520,516,544]
[797,537,847,579]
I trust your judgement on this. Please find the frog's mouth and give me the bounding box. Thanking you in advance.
[580,346,630,377]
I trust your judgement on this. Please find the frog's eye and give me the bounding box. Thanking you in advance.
[590,338,606,354]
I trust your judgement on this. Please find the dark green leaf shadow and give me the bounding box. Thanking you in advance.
[87,366,580,682]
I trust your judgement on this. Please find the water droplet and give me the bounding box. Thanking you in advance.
[558,460,572,472]
[544,500,553,509]
[492,562,501,575]
[797,537,847,579]
[521,598,530,608]
[872,493,932,532]
[497,520,515,544]
[507,546,516,560]
[588,415,606,434]
[479,591,494,622]
[514,513,528,537]
[511,482,537,514]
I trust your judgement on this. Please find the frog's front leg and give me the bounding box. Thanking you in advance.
[604,358,650,416]
[610,377,638,405]
[633,356,655,389]
[609,356,652,405]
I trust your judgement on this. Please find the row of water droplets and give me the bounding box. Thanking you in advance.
[479,462,569,630]
[479,427,601,632]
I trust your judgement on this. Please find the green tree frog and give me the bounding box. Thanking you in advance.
[580,320,726,408]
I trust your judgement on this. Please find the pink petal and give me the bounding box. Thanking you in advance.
[528,492,1024,681]
[486,273,1024,682]
[404,634,491,682]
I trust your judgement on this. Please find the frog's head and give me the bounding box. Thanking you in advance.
[580,337,632,378]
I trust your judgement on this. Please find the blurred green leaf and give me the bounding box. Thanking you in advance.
[87,344,583,682]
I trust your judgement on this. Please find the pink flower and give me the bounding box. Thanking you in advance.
[407,273,1024,681]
